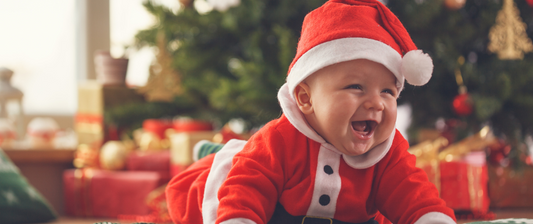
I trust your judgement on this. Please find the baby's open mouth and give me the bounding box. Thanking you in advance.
[352,120,378,136]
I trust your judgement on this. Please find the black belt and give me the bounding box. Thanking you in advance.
[268,203,378,224]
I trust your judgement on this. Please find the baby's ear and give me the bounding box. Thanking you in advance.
[294,83,313,114]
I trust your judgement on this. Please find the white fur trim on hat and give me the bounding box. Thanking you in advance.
[287,37,404,98]
[401,50,433,86]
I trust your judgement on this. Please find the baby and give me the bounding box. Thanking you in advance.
[166,0,457,223]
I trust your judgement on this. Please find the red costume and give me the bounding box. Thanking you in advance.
[166,85,456,224]
[167,0,456,223]
[167,116,455,223]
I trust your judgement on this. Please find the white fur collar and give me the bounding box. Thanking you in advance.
[277,83,394,169]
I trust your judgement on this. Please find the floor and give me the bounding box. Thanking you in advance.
[457,208,533,223]
[38,208,533,224]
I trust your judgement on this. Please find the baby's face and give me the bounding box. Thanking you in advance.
[300,59,398,156]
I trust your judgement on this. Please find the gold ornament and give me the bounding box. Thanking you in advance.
[444,0,466,10]
[137,31,183,102]
[488,0,533,60]
[99,141,130,170]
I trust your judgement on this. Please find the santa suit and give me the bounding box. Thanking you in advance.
[166,84,456,224]
[167,1,457,223]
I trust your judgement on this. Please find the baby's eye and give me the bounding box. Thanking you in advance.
[382,88,396,96]
[346,84,362,90]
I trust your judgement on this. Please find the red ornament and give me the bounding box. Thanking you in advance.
[453,93,473,116]
[444,0,466,10]
[527,0,533,7]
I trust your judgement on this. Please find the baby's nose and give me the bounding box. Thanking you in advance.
[363,94,384,111]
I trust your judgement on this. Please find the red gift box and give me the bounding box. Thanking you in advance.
[173,119,213,132]
[440,154,490,213]
[488,165,533,208]
[143,119,173,140]
[126,150,170,173]
[63,169,170,218]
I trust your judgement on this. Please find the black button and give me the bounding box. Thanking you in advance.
[323,165,333,175]
[319,194,330,206]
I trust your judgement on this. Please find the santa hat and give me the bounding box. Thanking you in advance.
[287,0,433,97]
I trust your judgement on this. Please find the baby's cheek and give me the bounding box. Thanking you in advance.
[381,111,397,134]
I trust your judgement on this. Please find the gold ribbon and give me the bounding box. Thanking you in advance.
[74,168,94,217]
[467,165,485,211]
[438,126,496,162]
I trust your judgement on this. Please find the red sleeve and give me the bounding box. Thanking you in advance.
[215,124,287,224]
[374,131,456,224]
[166,153,215,224]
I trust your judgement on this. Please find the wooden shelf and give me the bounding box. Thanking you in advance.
[3,147,76,164]
[2,146,77,215]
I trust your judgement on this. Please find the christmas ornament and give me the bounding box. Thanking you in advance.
[525,0,533,8]
[99,141,130,170]
[444,0,466,10]
[27,117,60,149]
[453,89,473,116]
[452,57,474,116]
[488,0,533,60]
[137,31,183,102]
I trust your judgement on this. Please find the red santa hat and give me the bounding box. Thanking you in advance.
[287,0,433,97]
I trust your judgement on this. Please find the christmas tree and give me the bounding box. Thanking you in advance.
[386,0,533,166]
[129,0,533,166]
[132,0,326,128]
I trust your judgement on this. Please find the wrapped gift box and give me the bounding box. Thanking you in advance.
[440,155,490,213]
[169,131,216,176]
[76,81,144,146]
[410,129,495,213]
[488,165,533,208]
[126,150,170,177]
[63,169,170,218]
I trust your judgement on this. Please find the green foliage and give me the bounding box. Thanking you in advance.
[134,0,326,128]
[104,99,196,132]
[389,0,533,147]
[132,0,533,167]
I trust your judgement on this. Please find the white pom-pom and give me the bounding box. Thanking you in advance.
[401,50,433,86]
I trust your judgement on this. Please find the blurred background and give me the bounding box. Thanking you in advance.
[1,0,533,223]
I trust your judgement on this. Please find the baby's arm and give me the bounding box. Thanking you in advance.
[215,133,286,224]
[373,138,456,224]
